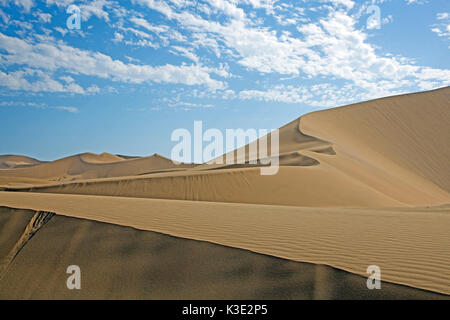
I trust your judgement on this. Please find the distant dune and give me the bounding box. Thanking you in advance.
[0,152,195,184]
[0,155,42,169]
[0,87,449,299]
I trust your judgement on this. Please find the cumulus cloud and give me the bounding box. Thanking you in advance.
[0,32,226,91]
[45,0,112,22]
[1,0,35,12]
[1,0,448,107]
[0,69,87,94]
[34,11,52,23]
[431,12,450,46]
[135,0,449,97]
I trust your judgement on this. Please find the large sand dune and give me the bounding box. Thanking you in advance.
[0,87,449,298]
[0,192,449,295]
[0,207,446,300]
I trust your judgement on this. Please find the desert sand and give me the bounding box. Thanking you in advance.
[1,206,447,299]
[0,155,42,169]
[0,87,449,299]
[0,191,449,295]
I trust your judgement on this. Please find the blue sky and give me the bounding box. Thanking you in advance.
[0,0,449,160]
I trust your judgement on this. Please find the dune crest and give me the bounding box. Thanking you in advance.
[79,152,125,164]
[301,87,450,195]
[0,152,194,182]
[0,155,42,169]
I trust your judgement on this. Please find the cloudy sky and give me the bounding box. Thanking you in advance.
[0,0,449,160]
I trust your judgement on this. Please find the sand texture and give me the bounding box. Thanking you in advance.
[0,191,449,295]
[1,206,447,299]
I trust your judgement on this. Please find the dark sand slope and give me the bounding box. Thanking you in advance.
[0,207,447,300]
[0,208,33,259]
[0,210,54,278]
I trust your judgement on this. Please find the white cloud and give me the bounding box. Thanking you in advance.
[0,32,226,90]
[45,0,112,22]
[0,69,87,94]
[148,1,447,90]
[131,0,450,103]
[0,0,448,105]
[437,12,449,20]
[321,0,355,9]
[1,0,35,12]
[169,101,214,109]
[0,100,79,113]
[79,0,110,22]
[54,106,79,113]
[431,12,450,44]
[170,45,199,62]
[131,17,169,34]
[239,85,312,104]
[112,32,124,43]
[238,81,420,108]
[54,27,68,36]
[0,9,10,24]
[0,100,44,107]
[405,0,427,4]
[34,11,52,23]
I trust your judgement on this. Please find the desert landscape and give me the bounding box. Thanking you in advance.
[0,87,449,299]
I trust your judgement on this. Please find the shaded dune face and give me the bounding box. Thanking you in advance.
[4,87,449,208]
[0,207,447,300]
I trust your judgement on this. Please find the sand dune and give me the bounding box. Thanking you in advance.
[0,155,42,169]
[0,152,194,182]
[5,88,449,208]
[0,191,449,295]
[0,207,446,300]
[79,152,125,164]
[301,88,450,194]
[6,166,406,207]
[0,87,449,299]
[0,176,51,189]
